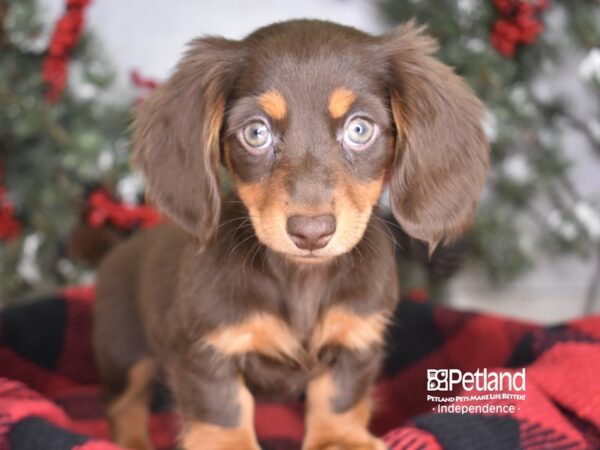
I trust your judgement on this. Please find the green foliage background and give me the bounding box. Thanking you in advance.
[1,0,599,302]
[381,0,600,283]
[0,0,131,300]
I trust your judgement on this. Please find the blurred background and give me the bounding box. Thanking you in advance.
[1,0,599,322]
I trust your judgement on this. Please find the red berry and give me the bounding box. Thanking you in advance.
[535,0,549,11]
[517,2,533,15]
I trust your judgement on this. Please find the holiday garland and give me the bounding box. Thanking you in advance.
[86,188,161,232]
[491,0,548,57]
[130,69,159,103]
[42,0,91,103]
[2,0,91,237]
[130,69,158,91]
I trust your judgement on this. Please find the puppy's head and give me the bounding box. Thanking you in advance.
[133,20,489,262]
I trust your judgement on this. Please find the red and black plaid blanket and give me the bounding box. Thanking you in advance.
[0,286,599,450]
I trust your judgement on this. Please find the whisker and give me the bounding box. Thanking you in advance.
[360,234,382,262]
[223,218,255,256]
[333,254,340,271]
[242,240,261,274]
[221,199,246,205]
[226,232,257,263]
[215,216,250,232]
[261,246,268,272]
[249,241,265,272]
[354,244,365,264]
[220,218,252,243]
[370,216,404,252]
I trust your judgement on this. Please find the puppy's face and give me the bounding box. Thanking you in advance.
[223,30,394,261]
[133,21,489,260]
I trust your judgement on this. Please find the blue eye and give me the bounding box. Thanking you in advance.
[241,121,272,152]
[343,117,376,149]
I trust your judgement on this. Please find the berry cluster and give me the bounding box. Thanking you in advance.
[130,70,159,104]
[491,0,548,57]
[131,70,159,91]
[42,0,91,103]
[0,163,21,241]
[86,188,162,231]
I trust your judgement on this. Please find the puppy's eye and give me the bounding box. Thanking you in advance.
[240,121,272,153]
[343,117,376,149]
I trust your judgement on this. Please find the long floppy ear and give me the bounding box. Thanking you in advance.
[132,37,243,247]
[379,22,489,253]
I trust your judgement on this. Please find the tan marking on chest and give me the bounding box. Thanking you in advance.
[328,87,356,119]
[312,307,389,353]
[203,314,301,362]
[258,90,287,121]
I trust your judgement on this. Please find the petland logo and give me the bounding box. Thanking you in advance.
[427,368,526,392]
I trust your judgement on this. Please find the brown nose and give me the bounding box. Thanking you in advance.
[286,214,336,251]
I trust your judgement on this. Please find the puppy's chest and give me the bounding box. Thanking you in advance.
[203,283,388,368]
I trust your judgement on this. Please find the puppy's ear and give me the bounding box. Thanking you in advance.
[378,22,489,253]
[132,37,243,247]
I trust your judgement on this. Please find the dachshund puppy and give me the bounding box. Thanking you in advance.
[93,20,489,450]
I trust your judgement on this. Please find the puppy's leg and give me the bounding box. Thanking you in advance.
[167,355,260,450]
[106,358,156,450]
[180,383,259,450]
[303,351,385,450]
[94,253,156,450]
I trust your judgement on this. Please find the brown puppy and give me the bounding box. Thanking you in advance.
[93,20,489,450]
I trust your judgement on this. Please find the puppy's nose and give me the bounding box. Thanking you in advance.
[286,214,336,251]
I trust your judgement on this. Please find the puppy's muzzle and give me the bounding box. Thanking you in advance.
[286,214,336,251]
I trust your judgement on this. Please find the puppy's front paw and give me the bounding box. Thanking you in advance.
[119,436,155,450]
[181,421,261,450]
[303,435,387,450]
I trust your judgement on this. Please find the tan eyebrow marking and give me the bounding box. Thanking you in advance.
[258,90,287,121]
[328,87,356,119]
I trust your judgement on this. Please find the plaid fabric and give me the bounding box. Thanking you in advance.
[0,285,599,450]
